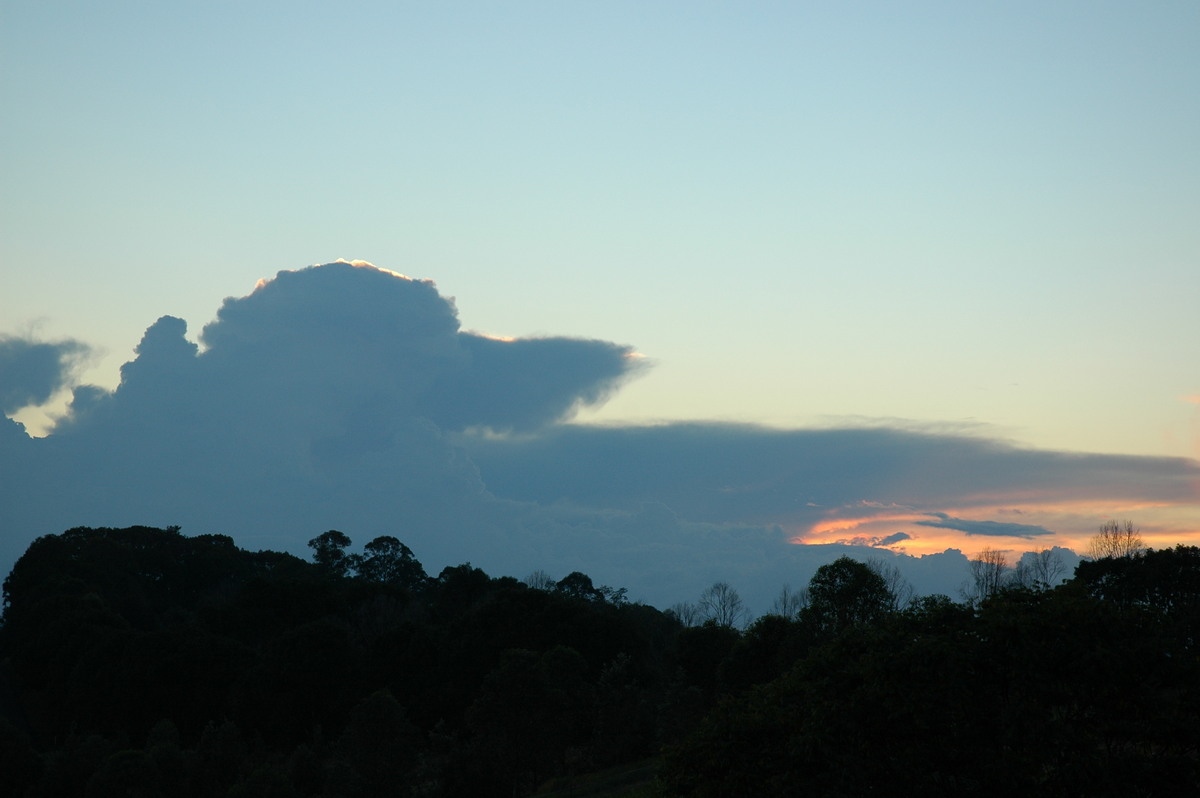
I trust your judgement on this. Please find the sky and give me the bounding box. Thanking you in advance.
[2,3,1199,610]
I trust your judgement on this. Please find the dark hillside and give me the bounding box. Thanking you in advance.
[2,529,1199,796]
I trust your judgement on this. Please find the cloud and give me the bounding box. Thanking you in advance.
[187,261,636,434]
[421,333,643,433]
[2,260,1197,612]
[914,512,1053,539]
[0,335,91,414]
[0,262,648,594]
[460,422,1200,525]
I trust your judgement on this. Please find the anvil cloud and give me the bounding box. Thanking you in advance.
[2,262,1197,610]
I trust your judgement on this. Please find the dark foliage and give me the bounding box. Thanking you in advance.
[3,527,1200,796]
[0,527,681,797]
[660,574,1200,796]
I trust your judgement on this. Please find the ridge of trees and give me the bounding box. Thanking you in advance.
[0,523,1198,796]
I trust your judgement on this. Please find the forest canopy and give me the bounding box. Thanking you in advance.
[1,525,1199,797]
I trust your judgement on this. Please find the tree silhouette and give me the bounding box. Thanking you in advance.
[697,582,748,629]
[1074,544,1200,615]
[867,557,914,611]
[769,584,808,618]
[667,601,702,627]
[523,569,556,591]
[1010,548,1067,591]
[12,524,1200,796]
[0,526,686,796]
[1088,519,1144,560]
[804,556,891,633]
[963,547,1010,604]
[554,571,603,602]
[354,535,427,590]
[307,529,353,577]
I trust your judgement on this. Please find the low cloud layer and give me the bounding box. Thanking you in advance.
[2,261,1197,610]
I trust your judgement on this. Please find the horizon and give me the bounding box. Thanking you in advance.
[2,260,1194,613]
[3,3,1198,609]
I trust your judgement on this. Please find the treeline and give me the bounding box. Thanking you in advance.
[663,547,1200,795]
[1,526,1199,796]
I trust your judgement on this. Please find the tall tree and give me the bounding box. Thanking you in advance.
[964,548,1010,604]
[307,530,353,577]
[554,571,603,602]
[1088,519,1144,560]
[804,557,891,633]
[1010,548,1067,591]
[523,570,556,591]
[769,584,808,619]
[354,536,427,590]
[698,582,748,629]
[867,558,914,611]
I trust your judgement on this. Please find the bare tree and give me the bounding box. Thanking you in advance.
[962,548,1010,604]
[1009,558,1034,590]
[1088,519,1145,560]
[698,582,749,629]
[867,558,915,611]
[770,584,809,618]
[1008,548,1067,591]
[1027,548,1067,589]
[523,569,556,591]
[668,601,702,627]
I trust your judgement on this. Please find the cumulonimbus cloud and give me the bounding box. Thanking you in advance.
[421,333,644,433]
[0,335,92,415]
[1,260,1197,611]
[0,262,648,592]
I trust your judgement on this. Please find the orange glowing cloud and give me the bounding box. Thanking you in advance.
[792,495,1200,558]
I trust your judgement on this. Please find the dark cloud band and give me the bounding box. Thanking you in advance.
[915,512,1054,539]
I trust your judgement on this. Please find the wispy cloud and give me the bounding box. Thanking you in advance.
[915,511,1054,539]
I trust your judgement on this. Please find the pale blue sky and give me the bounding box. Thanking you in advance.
[4,1,1199,457]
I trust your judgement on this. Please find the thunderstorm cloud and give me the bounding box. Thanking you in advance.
[0,335,91,415]
[2,261,1197,609]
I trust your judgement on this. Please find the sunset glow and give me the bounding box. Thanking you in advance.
[795,499,1200,558]
[2,2,1198,611]
[3,4,1199,790]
